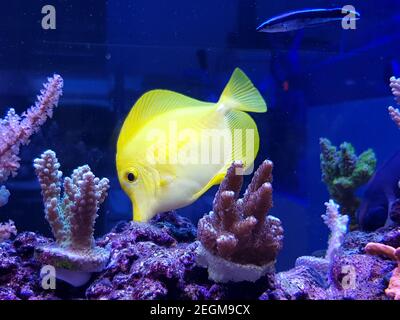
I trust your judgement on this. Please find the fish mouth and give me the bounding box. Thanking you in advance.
[131,196,144,222]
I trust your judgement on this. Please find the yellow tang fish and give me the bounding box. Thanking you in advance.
[116,68,267,222]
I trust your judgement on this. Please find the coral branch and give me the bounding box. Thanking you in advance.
[388,77,400,128]
[390,76,400,105]
[0,75,63,185]
[33,150,65,243]
[319,138,376,229]
[322,200,349,262]
[388,106,400,129]
[296,200,348,279]
[197,160,283,283]
[33,150,110,275]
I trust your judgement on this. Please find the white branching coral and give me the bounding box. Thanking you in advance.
[33,150,110,285]
[322,200,349,262]
[296,200,348,276]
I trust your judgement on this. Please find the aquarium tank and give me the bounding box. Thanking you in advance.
[1,0,400,303]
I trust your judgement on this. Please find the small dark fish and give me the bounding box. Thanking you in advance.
[358,150,400,231]
[257,8,360,33]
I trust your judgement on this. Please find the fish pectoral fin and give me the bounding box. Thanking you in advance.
[117,90,213,150]
[192,171,226,200]
[160,175,174,187]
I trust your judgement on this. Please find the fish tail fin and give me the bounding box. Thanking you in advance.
[217,68,267,114]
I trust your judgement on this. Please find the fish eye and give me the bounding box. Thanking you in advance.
[126,172,137,183]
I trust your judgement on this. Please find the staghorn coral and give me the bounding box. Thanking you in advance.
[365,242,400,300]
[33,150,110,286]
[196,160,284,283]
[320,138,376,229]
[0,75,63,205]
[0,219,17,242]
[296,200,348,277]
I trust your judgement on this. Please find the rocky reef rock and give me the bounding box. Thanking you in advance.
[327,228,397,300]
[0,232,57,300]
[86,217,272,300]
[262,227,400,300]
[3,210,400,300]
[86,220,207,300]
[262,266,328,300]
[150,211,197,243]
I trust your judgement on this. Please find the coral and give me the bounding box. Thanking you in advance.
[0,75,63,204]
[196,160,284,283]
[388,106,400,129]
[365,241,400,300]
[322,200,349,261]
[296,200,348,277]
[388,77,400,128]
[320,138,376,229]
[3,209,400,300]
[390,76,400,104]
[0,219,17,242]
[33,150,110,286]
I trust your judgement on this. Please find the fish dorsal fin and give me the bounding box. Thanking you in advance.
[218,68,267,114]
[117,89,213,150]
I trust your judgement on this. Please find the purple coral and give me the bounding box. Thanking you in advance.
[33,150,110,286]
[390,76,400,104]
[196,160,284,283]
[388,77,400,128]
[0,75,63,202]
[388,106,400,128]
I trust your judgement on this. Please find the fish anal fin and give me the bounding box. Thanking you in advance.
[226,110,260,172]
